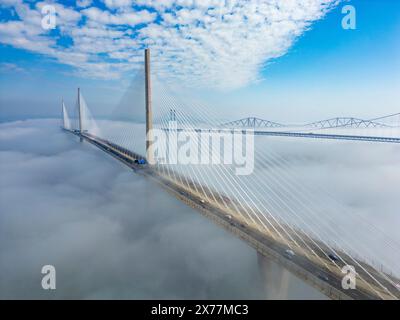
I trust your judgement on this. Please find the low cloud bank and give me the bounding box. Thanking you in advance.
[3,118,393,299]
[0,119,269,299]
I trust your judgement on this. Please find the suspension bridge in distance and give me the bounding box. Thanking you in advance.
[61,49,400,300]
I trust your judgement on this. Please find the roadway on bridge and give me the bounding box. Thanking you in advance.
[65,129,400,300]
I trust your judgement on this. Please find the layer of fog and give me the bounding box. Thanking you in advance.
[0,119,326,299]
[76,118,400,276]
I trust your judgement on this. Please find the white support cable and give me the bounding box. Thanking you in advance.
[155,81,299,241]
[255,143,400,271]
[154,88,210,200]
[167,90,352,268]
[256,148,393,294]
[176,94,398,297]
[267,145,400,257]
[254,148,400,292]
[73,63,398,294]
[159,88,397,296]
[274,145,400,255]
[155,101,205,199]
[154,83,265,227]
[154,85,244,217]
[86,84,388,298]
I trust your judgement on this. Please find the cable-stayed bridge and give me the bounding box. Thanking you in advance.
[61,50,400,300]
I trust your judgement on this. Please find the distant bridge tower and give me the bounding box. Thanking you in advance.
[78,87,83,142]
[170,109,176,122]
[145,48,154,164]
[61,98,65,128]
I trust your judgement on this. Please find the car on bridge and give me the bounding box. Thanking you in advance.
[134,159,146,165]
[285,249,295,259]
[328,253,339,261]
[317,272,329,282]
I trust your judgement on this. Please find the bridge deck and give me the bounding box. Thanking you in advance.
[164,128,400,144]
[64,128,400,300]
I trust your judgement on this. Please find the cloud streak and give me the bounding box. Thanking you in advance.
[0,0,340,88]
[1,119,322,299]
[2,118,397,298]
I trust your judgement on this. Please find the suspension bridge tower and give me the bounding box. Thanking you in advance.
[145,48,154,164]
[77,87,83,142]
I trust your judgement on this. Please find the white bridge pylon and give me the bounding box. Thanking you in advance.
[62,99,71,130]
[62,88,101,137]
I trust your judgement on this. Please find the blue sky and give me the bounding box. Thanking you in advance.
[215,0,400,122]
[0,0,399,122]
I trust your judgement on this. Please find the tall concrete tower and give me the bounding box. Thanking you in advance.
[78,87,82,133]
[78,87,83,142]
[61,98,65,129]
[145,49,154,164]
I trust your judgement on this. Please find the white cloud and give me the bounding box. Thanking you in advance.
[1,119,399,298]
[0,119,272,299]
[0,0,22,6]
[0,62,25,73]
[0,0,340,89]
[82,7,156,26]
[76,0,92,8]
[103,0,133,10]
